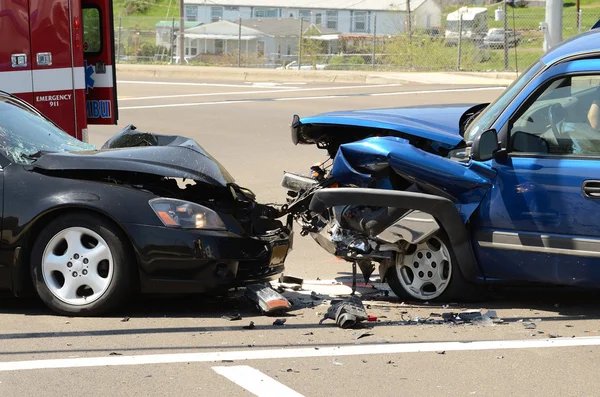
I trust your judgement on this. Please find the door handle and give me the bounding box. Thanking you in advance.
[582,180,600,198]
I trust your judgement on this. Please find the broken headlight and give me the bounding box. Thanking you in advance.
[149,198,226,230]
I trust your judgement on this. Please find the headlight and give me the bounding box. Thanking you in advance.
[149,198,226,230]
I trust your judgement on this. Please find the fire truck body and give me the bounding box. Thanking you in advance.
[0,0,118,140]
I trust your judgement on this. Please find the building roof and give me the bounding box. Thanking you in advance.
[240,18,338,36]
[184,18,338,38]
[185,0,430,12]
[155,20,203,28]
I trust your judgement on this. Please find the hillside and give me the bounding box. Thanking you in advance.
[113,0,180,30]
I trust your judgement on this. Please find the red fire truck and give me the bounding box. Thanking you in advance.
[0,0,118,141]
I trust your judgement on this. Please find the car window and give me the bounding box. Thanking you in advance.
[510,74,600,155]
[464,60,544,142]
[0,97,95,164]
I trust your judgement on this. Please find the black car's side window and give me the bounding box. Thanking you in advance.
[509,74,600,156]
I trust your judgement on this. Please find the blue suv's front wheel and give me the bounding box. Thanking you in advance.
[387,231,476,302]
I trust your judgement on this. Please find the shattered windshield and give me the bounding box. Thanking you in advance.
[464,60,544,142]
[0,97,95,164]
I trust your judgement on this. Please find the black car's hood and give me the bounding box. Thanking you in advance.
[32,125,235,187]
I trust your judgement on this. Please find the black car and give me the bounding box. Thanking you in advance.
[0,91,292,316]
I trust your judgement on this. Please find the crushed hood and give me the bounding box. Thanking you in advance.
[293,104,482,150]
[31,125,235,187]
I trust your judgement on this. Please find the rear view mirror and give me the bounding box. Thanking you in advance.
[471,129,499,161]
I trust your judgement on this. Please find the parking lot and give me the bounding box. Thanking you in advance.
[2,78,600,396]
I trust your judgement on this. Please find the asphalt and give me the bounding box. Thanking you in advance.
[3,78,600,396]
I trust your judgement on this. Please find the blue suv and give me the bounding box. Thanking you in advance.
[283,28,600,302]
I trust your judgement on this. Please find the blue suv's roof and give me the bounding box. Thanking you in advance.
[542,29,600,65]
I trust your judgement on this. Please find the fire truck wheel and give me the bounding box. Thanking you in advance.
[30,212,134,316]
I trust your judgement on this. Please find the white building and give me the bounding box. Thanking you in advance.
[179,18,338,60]
[182,0,443,36]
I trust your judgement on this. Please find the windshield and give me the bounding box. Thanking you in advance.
[0,96,95,164]
[464,60,545,141]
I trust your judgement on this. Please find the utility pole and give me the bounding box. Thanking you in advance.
[238,18,242,67]
[406,0,412,40]
[544,0,563,51]
[504,0,508,70]
[179,0,185,65]
[298,18,302,68]
[372,14,377,68]
[576,0,580,28]
[171,17,175,64]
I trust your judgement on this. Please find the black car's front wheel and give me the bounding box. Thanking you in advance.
[387,231,476,302]
[31,212,134,316]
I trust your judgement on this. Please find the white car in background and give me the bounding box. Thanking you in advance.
[277,61,327,70]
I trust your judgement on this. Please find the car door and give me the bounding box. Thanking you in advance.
[81,0,118,125]
[474,60,600,287]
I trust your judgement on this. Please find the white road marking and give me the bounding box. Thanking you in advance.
[119,87,503,110]
[274,95,349,101]
[213,365,305,397]
[2,336,600,372]
[118,83,404,101]
[371,86,505,96]
[117,80,294,89]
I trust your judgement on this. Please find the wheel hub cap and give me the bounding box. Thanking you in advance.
[41,227,114,306]
[396,236,451,300]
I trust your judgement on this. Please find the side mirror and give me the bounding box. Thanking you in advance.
[471,129,499,161]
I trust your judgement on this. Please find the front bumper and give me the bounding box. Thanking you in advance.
[124,219,293,294]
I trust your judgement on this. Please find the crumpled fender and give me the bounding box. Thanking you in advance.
[331,137,496,222]
[309,188,483,281]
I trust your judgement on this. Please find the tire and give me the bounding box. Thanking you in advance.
[386,230,478,302]
[31,212,134,316]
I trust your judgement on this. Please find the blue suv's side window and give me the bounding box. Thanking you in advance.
[509,74,600,156]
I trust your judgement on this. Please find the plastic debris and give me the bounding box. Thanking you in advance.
[243,321,255,330]
[281,275,304,286]
[333,359,344,366]
[319,296,368,329]
[367,315,378,322]
[273,318,287,326]
[121,317,130,322]
[109,352,122,356]
[353,331,374,340]
[303,331,314,336]
[222,313,242,321]
[245,283,291,315]
[523,323,537,329]
[496,356,504,359]
[437,351,446,355]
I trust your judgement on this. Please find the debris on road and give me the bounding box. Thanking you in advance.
[303,331,314,336]
[523,323,537,329]
[245,283,292,315]
[243,321,255,330]
[121,317,130,322]
[273,318,287,326]
[222,313,242,321]
[436,351,446,355]
[333,359,344,366]
[109,352,122,356]
[319,296,368,329]
[496,356,504,359]
[280,275,304,286]
[353,331,374,340]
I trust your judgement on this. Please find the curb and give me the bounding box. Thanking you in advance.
[114,64,516,85]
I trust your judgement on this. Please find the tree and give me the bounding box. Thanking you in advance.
[300,26,325,69]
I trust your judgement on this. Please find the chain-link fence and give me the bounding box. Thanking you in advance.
[114,5,597,72]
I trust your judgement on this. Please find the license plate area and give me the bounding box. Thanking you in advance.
[269,242,289,267]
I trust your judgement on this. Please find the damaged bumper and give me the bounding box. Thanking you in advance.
[125,218,293,294]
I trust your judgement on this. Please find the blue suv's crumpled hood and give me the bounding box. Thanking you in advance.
[295,104,479,149]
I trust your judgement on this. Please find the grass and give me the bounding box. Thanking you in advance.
[113,0,180,31]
